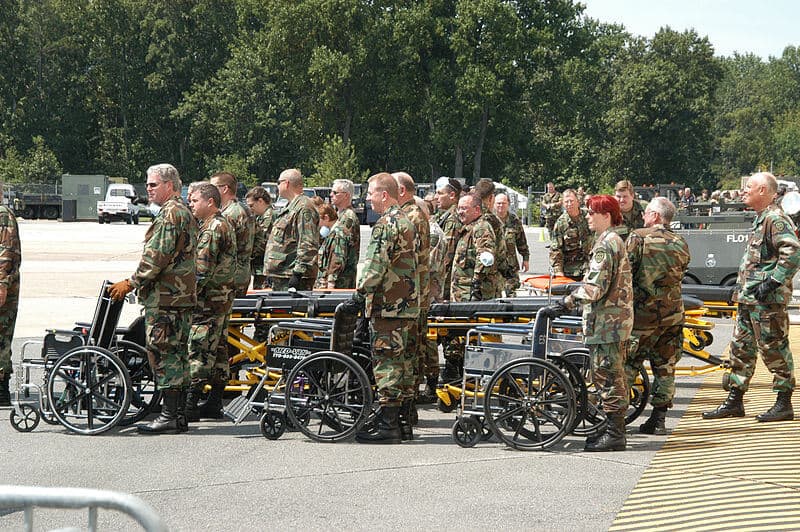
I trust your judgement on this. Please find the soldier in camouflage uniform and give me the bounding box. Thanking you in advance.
[550,189,592,280]
[245,186,274,289]
[625,197,690,435]
[614,180,645,240]
[394,172,431,438]
[494,193,529,294]
[543,194,633,452]
[265,169,320,291]
[540,182,563,233]
[704,172,800,422]
[433,177,463,302]
[474,178,508,298]
[109,164,197,434]
[329,179,360,288]
[184,183,237,422]
[440,193,498,381]
[314,204,351,289]
[341,172,418,444]
[210,172,254,297]
[0,185,21,406]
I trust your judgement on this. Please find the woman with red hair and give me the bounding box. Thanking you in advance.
[543,194,633,452]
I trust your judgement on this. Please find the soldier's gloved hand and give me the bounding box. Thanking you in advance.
[540,298,568,320]
[287,272,303,290]
[340,293,364,316]
[470,278,483,301]
[108,279,133,301]
[750,276,782,301]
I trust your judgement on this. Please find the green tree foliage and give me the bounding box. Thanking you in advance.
[0,1,798,193]
[309,135,369,187]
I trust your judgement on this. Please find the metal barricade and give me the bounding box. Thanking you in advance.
[0,485,166,532]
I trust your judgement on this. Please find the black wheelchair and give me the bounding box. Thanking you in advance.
[9,282,158,435]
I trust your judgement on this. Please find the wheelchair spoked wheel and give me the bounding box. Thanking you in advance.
[46,346,132,435]
[452,415,482,448]
[284,351,373,442]
[10,405,40,432]
[560,349,606,436]
[111,340,161,426]
[483,358,576,451]
[549,354,590,435]
[626,365,650,425]
[259,410,286,440]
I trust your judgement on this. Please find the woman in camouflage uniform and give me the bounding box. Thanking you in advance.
[543,194,633,452]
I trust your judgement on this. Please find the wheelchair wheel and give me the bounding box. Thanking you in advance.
[10,405,40,432]
[626,366,650,425]
[46,346,132,435]
[284,351,373,442]
[111,340,160,426]
[484,358,576,451]
[259,410,286,440]
[561,349,606,437]
[452,416,482,448]
[549,355,590,435]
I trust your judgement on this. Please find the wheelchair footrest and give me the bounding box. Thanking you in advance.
[224,395,256,424]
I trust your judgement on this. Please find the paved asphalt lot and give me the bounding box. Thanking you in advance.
[0,220,733,531]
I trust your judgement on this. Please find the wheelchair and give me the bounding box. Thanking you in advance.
[9,281,158,435]
[450,310,579,450]
[223,302,374,442]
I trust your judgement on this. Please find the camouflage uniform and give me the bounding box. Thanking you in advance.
[617,200,646,240]
[498,211,529,293]
[357,204,419,405]
[451,216,496,302]
[265,194,320,290]
[625,225,690,408]
[251,207,273,289]
[433,205,462,302]
[314,222,351,289]
[482,210,508,298]
[550,210,592,280]
[541,191,562,233]
[0,205,21,378]
[564,229,633,415]
[130,195,197,390]
[728,204,800,393]
[221,200,255,296]
[189,213,236,379]
[336,206,361,289]
[401,199,434,390]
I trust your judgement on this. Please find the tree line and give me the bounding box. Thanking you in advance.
[1,0,799,194]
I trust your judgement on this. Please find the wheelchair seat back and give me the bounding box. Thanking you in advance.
[330,304,357,356]
[88,281,125,349]
[41,332,85,362]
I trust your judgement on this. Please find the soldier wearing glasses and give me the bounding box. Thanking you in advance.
[327,179,360,289]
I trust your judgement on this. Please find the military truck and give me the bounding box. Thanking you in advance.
[674,211,753,286]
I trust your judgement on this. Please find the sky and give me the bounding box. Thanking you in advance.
[581,0,799,59]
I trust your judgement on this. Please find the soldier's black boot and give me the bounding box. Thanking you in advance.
[417,376,439,404]
[702,388,745,419]
[355,405,402,444]
[398,400,414,441]
[585,414,626,452]
[639,406,668,435]
[196,375,226,419]
[184,380,204,422]
[438,359,462,385]
[176,389,189,432]
[755,390,794,422]
[0,371,11,407]
[138,389,181,434]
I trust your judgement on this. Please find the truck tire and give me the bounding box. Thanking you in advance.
[126,214,132,224]
[22,207,35,219]
[43,206,59,220]
[133,214,139,225]
[98,216,104,224]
